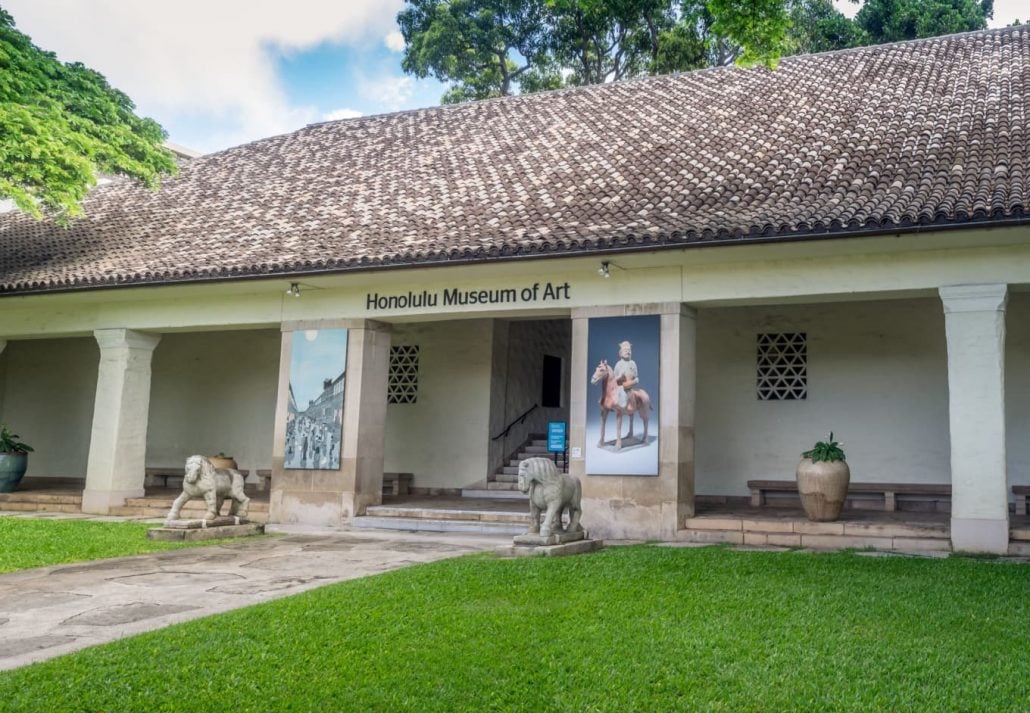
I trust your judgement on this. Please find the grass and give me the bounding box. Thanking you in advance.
[0,517,230,573]
[2,545,1029,711]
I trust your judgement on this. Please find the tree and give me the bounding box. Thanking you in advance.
[785,0,869,55]
[0,9,176,220]
[399,0,790,103]
[398,0,557,102]
[398,0,997,104]
[855,0,992,43]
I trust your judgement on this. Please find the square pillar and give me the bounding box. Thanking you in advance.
[270,320,390,526]
[940,284,1009,554]
[570,303,696,539]
[82,329,161,514]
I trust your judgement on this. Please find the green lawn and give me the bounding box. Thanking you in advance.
[0,517,229,573]
[2,545,1028,711]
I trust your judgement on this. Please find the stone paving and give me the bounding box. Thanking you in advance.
[0,516,509,671]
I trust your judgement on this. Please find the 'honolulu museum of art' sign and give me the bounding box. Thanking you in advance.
[366,281,571,312]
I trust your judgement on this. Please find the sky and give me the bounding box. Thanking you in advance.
[5,1,1025,155]
[290,329,348,408]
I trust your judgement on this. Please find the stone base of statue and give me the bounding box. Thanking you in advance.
[497,529,603,558]
[148,517,263,541]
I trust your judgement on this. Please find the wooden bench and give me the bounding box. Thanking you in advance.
[383,472,413,496]
[747,479,951,512]
[1012,485,1030,516]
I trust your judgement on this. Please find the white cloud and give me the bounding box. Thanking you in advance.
[322,107,364,121]
[4,0,405,150]
[358,73,414,110]
[384,30,406,52]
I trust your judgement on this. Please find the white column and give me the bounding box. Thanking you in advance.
[940,284,1009,554]
[0,339,7,355]
[270,320,390,526]
[82,329,161,514]
[571,303,696,539]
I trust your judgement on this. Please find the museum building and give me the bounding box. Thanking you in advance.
[0,27,1028,553]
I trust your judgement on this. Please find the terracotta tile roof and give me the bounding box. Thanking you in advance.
[1,27,1027,295]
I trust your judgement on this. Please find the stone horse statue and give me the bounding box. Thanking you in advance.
[517,457,583,538]
[166,455,250,522]
[590,359,652,451]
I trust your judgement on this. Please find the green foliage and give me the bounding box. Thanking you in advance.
[398,0,999,104]
[856,0,992,43]
[802,431,847,462]
[786,0,870,54]
[0,518,236,573]
[0,9,176,220]
[4,546,1030,710]
[399,0,556,102]
[0,424,32,453]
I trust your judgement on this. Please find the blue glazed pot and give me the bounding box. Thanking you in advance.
[0,453,28,493]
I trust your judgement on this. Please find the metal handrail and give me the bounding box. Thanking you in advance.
[491,403,539,441]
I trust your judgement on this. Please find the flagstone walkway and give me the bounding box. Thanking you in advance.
[0,522,508,671]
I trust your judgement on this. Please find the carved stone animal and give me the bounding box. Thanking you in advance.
[517,457,583,538]
[166,455,250,522]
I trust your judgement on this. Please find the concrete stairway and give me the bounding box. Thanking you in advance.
[0,489,83,514]
[353,500,529,535]
[461,435,567,499]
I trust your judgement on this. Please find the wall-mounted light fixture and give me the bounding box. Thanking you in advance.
[598,260,626,278]
[285,282,302,298]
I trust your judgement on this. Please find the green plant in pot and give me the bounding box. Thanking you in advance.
[796,432,850,522]
[0,425,33,493]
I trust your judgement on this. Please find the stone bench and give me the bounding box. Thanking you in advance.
[253,469,272,491]
[146,467,260,489]
[747,479,951,512]
[383,472,413,496]
[1012,485,1030,516]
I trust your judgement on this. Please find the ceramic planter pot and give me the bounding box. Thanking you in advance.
[208,456,237,470]
[796,458,850,522]
[0,452,29,493]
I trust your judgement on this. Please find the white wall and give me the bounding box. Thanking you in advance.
[695,298,951,496]
[384,319,496,489]
[0,338,98,478]
[1007,293,1030,486]
[146,330,279,475]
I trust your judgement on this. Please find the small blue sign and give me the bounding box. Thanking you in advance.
[547,421,567,453]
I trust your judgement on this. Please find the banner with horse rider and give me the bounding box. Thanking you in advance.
[586,315,660,476]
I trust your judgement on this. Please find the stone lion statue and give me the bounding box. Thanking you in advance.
[166,455,250,522]
[517,457,583,538]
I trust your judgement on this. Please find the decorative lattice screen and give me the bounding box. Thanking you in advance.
[756,333,807,400]
[388,345,420,404]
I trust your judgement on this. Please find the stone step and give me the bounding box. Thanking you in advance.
[352,516,525,536]
[487,482,520,491]
[365,504,529,524]
[461,488,528,500]
[683,516,949,539]
[521,445,550,454]
[0,501,84,513]
[1008,541,1030,556]
[124,496,268,511]
[491,473,518,483]
[500,466,519,476]
[0,492,82,505]
[109,504,269,524]
[509,457,568,467]
[1009,526,1030,542]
